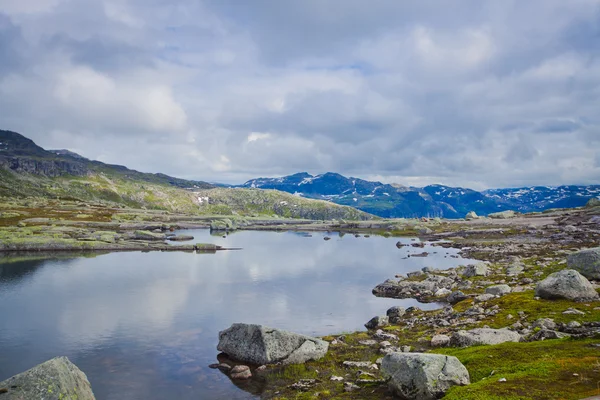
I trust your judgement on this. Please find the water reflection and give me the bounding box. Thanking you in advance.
[0,230,472,399]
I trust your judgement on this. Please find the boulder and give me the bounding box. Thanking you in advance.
[365,316,389,330]
[0,357,95,400]
[450,328,521,347]
[532,318,556,330]
[381,353,470,400]
[586,198,600,208]
[447,291,468,304]
[465,211,478,220]
[506,264,525,276]
[430,334,450,347]
[386,306,406,323]
[530,329,570,341]
[567,248,600,280]
[463,263,489,277]
[488,210,517,219]
[217,323,328,365]
[535,269,599,302]
[485,284,511,296]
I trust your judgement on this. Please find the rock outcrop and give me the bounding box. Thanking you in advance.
[450,328,521,347]
[381,353,470,400]
[217,323,328,365]
[535,269,599,302]
[488,210,517,219]
[567,248,600,280]
[0,357,95,400]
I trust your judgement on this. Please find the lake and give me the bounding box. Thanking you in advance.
[0,229,472,399]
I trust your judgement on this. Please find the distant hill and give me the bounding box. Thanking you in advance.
[0,130,373,220]
[240,172,600,218]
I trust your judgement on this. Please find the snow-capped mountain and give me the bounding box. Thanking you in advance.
[240,172,600,218]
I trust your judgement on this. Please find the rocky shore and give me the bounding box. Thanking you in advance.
[210,200,600,399]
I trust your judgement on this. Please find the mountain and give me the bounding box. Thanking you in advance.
[240,173,600,218]
[0,130,373,220]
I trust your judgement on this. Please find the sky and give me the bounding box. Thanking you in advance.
[0,0,599,189]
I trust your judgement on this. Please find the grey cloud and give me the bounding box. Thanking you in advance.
[0,0,598,188]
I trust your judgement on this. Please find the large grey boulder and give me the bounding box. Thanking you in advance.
[450,328,521,347]
[217,323,328,365]
[0,357,95,400]
[535,269,599,302]
[381,353,470,400]
[567,248,600,280]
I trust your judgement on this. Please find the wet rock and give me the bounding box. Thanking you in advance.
[450,328,521,347]
[567,247,600,280]
[230,365,252,380]
[430,334,450,347]
[535,269,599,302]
[323,236,331,241]
[365,316,389,330]
[167,235,194,241]
[217,323,329,365]
[382,353,470,400]
[485,284,511,296]
[0,356,95,400]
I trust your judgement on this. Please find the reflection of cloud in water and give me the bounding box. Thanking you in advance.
[0,230,473,400]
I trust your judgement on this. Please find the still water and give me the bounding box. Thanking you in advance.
[0,230,471,399]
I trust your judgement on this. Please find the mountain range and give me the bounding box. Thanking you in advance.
[0,130,370,220]
[2,130,598,219]
[240,172,600,218]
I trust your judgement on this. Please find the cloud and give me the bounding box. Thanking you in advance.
[0,0,598,188]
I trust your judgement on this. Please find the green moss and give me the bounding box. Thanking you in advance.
[435,339,600,400]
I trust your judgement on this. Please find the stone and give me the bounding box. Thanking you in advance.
[506,264,525,276]
[386,306,406,322]
[532,318,556,330]
[359,340,378,346]
[488,210,517,219]
[381,353,470,400]
[230,365,252,380]
[531,329,570,341]
[450,328,521,347]
[435,288,452,297]
[167,235,194,241]
[535,269,599,302]
[419,227,433,235]
[343,361,378,369]
[563,308,585,315]
[586,198,600,208]
[463,263,489,277]
[0,356,95,400]
[447,291,468,304]
[567,248,600,280]
[365,315,389,330]
[217,323,329,365]
[485,284,512,296]
[430,334,450,347]
[566,321,581,328]
[465,211,478,220]
[133,230,166,241]
[475,294,496,302]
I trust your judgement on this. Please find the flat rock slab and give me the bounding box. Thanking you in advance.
[450,328,521,347]
[217,323,329,365]
[0,356,95,400]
